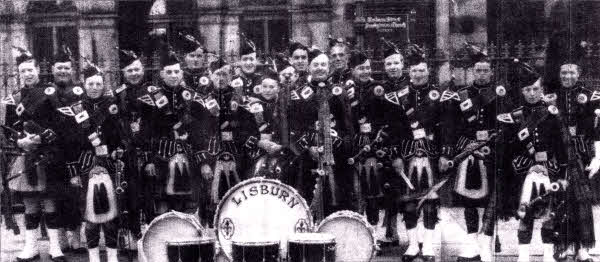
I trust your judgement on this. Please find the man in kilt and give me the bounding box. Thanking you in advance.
[441,44,513,262]
[5,48,68,262]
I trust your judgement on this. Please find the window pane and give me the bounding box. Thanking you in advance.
[240,20,266,54]
[32,27,53,63]
[57,26,79,63]
[267,18,289,54]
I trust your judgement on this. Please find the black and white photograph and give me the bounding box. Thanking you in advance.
[1,0,600,261]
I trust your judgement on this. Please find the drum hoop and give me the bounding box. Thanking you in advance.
[141,210,205,261]
[213,177,313,261]
[288,233,336,243]
[315,210,376,259]
[166,238,215,245]
[231,240,280,246]
[288,239,335,244]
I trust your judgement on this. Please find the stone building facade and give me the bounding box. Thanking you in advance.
[0,0,598,85]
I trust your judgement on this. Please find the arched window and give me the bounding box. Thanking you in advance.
[27,0,80,80]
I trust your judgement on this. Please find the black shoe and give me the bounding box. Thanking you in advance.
[377,239,400,248]
[422,255,436,262]
[457,255,481,262]
[402,254,418,262]
[50,255,68,262]
[16,255,40,262]
[72,247,87,254]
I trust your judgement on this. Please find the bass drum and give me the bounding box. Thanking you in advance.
[316,210,376,262]
[214,177,312,261]
[140,211,204,262]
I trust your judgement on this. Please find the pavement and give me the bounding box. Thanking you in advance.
[2,207,600,262]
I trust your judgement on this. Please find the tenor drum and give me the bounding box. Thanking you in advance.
[166,238,215,262]
[287,233,336,262]
[140,211,204,262]
[316,211,376,262]
[231,239,280,262]
[214,177,312,261]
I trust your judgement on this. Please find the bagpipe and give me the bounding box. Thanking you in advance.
[2,121,56,194]
[0,131,20,235]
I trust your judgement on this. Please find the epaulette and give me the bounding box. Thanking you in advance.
[384,91,400,105]
[299,85,314,100]
[440,90,460,102]
[590,90,600,102]
[115,83,128,94]
[496,107,524,124]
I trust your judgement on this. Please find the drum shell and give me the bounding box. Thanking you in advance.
[288,235,336,262]
[316,210,375,262]
[231,242,279,262]
[140,211,205,262]
[167,239,215,262]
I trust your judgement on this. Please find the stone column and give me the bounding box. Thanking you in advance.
[196,0,226,55]
[198,13,224,55]
[303,5,332,48]
[436,0,450,84]
[330,0,355,41]
[290,0,311,46]
[79,14,119,87]
[222,14,240,61]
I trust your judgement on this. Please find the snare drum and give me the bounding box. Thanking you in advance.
[287,233,336,262]
[167,238,215,262]
[316,211,376,262]
[231,239,279,262]
[214,178,312,261]
[140,211,204,262]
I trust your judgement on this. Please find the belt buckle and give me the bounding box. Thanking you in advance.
[535,151,548,162]
[360,123,372,133]
[95,145,108,157]
[476,130,489,141]
[412,128,426,140]
[569,126,577,136]
[221,131,233,141]
[260,133,272,141]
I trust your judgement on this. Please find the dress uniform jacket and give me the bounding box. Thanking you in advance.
[6,83,65,196]
[288,79,347,213]
[498,102,567,217]
[64,96,125,215]
[382,82,457,198]
[443,83,510,207]
[550,83,599,248]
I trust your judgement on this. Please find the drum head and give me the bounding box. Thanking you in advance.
[141,211,204,262]
[214,178,312,261]
[316,211,375,262]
